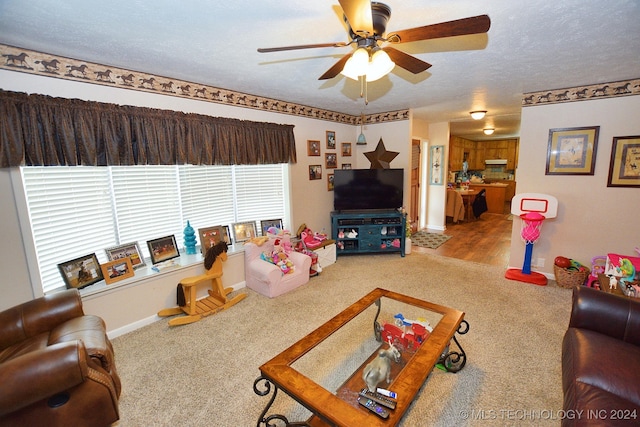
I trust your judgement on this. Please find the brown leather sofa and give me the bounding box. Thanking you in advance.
[562,286,640,426]
[0,289,121,426]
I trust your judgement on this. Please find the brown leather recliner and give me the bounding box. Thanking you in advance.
[562,286,640,426]
[0,289,121,426]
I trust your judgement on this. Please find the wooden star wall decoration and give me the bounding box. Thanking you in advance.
[364,138,399,169]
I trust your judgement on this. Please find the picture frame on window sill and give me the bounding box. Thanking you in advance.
[101,258,135,285]
[233,221,257,243]
[147,235,180,264]
[105,242,146,270]
[546,126,600,175]
[199,225,231,255]
[58,253,104,290]
[607,135,640,187]
[260,219,283,236]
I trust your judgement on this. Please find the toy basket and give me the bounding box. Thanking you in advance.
[553,265,590,289]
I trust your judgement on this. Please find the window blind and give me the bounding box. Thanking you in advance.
[20,164,288,294]
[21,167,117,294]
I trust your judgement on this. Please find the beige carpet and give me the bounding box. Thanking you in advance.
[111,252,572,426]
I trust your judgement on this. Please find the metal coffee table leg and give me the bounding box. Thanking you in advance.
[438,320,469,373]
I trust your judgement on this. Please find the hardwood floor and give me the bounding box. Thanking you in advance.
[411,212,514,267]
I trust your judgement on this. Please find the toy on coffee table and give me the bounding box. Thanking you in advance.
[362,342,401,392]
[380,313,432,350]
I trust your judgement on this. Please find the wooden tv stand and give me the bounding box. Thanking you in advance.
[331,210,405,257]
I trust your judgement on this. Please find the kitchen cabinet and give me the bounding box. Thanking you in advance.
[449,137,519,171]
[469,183,508,214]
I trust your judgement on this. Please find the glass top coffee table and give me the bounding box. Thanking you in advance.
[253,288,468,426]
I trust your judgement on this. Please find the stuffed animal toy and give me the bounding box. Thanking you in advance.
[246,236,269,246]
[261,238,295,274]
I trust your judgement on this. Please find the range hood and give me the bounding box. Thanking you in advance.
[485,159,508,165]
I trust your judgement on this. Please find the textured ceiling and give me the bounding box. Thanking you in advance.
[1,0,639,141]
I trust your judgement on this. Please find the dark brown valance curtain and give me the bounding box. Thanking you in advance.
[0,89,296,167]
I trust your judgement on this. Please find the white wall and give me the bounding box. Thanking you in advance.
[509,95,640,278]
[0,70,412,333]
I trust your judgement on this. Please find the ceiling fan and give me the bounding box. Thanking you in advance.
[257,0,491,82]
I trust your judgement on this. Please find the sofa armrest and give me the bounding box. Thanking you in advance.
[248,258,283,284]
[569,286,640,346]
[0,289,84,351]
[0,341,87,416]
[288,250,311,268]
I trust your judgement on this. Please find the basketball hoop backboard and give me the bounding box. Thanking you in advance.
[510,193,558,218]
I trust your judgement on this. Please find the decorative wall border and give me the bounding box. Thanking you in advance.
[522,78,640,107]
[0,43,408,126]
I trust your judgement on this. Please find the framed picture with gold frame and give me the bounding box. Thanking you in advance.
[327,173,334,191]
[607,135,640,187]
[101,258,135,285]
[546,126,599,175]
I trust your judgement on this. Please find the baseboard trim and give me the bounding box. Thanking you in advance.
[107,281,248,339]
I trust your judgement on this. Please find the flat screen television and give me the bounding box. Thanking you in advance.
[333,168,404,212]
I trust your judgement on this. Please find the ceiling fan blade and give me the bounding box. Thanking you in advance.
[383,46,432,74]
[258,42,347,53]
[387,15,491,44]
[338,0,374,36]
[318,54,352,80]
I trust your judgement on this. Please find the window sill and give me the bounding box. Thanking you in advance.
[79,244,246,300]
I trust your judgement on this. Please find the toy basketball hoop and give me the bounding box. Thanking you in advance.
[520,212,545,245]
[505,193,557,286]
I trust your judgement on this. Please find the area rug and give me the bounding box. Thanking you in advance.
[410,231,452,249]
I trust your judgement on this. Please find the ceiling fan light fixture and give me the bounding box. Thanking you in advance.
[340,47,369,80]
[366,48,395,82]
[470,110,487,120]
[483,128,495,135]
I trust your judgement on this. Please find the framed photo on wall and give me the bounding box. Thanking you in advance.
[325,153,337,169]
[546,126,600,175]
[105,242,146,270]
[309,165,322,180]
[429,145,444,185]
[307,140,320,156]
[100,258,135,285]
[607,135,640,187]
[327,173,334,191]
[147,235,180,264]
[233,221,257,243]
[58,253,104,290]
[341,142,352,156]
[326,130,336,149]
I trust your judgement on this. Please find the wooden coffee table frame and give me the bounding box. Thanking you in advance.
[253,288,468,427]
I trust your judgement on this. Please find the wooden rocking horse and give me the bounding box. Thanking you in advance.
[157,241,246,326]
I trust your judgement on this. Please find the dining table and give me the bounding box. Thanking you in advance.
[456,188,477,221]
